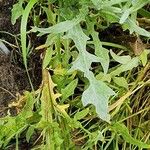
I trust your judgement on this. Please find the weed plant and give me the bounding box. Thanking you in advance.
[0,0,150,149]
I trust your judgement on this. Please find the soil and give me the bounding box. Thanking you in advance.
[99,23,147,55]
[0,52,17,116]
[0,0,20,43]
[0,0,20,116]
[0,51,42,116]
[0,0,42,117]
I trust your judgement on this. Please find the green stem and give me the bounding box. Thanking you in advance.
[56,34,61,62]
[87,41,128,51]
[21,0,37,91]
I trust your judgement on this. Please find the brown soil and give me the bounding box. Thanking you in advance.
[0,0,20,43]
[0,0,42,117]
[0,51,41,117]
[0,52,18,116]
[0,0,22,116]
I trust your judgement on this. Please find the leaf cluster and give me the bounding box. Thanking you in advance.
[0,0,150,149]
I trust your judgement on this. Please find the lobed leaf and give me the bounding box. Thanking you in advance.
[90,23,109,74]
[67,25,115,122]
[31,10,86,35]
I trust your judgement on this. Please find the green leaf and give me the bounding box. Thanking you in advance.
[11,2,24,25]
[42,6,56,24]
[110,57,139,76]
[26,126,34,143]
[107,0,128,6]
[66,24,89,51]
[84,130,104,149]
[82,78,115,122]
[67,25,115,122]
[100,10,120,23]
[130,0,150,12]
[0,107,30,148]
[69,51,99,74]
[67,25,99,74]
[0,91,36,147]
[90,0,101,9]
[19,92,35,118]
[124,19,150,37]
[120,9,130,24]
[32,20,77,34]
[110,50,131,64]
[45,34,57,47]
[96,72,111,83]
[113,77,128,89]
[74,108,89,120]
[31,11,86,35]
[89,22,109,74]
[66,24,115,121]
[112,123,150,148]
[139,49,149,66]
[21,0,38,67]
[138,8,150,18]
[61,79,78,100]
[96,47,109,74]
[43,47,53,69]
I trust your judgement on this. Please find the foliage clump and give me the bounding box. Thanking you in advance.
[0,0,150,149]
